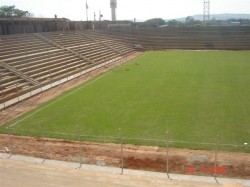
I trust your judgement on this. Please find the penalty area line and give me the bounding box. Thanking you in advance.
[8,71,112,128]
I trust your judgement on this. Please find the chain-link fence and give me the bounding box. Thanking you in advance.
[0,126,249,179]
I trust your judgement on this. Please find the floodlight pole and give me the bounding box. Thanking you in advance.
[203,0,210,22]
[110,0,117,21]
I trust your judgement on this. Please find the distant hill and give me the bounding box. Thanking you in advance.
[166,14,250,22]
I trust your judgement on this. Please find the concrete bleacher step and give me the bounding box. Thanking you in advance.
[0,48,64,64]
[0,42,54,53]
[91,53,120,64]
[17,53,80,72]
[37,62,89,83]
[29,58,86,78]
[9,51,68,69]
[34,33,94,64]
[1,76,26,87]
[0,46,57,60]
[70,44,102,54]
[0,62,39,86]
[1,37,47,46]
[1,80,28,94]
[1,81,31,96]
[79,31,122,55]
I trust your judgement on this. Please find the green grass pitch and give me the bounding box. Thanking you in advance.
[1,51,250,149]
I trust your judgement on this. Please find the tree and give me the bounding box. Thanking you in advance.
[185,16,195,25]
[144,18,166,27]
[0,5,30,17]
[227,18,250,26]
[167,19,183,26]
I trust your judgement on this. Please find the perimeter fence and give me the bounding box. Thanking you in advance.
[0,126,249,179]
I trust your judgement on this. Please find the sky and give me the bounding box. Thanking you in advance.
[1,0,250,21]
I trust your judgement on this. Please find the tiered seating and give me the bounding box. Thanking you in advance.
[84,31,135,55]
[0,33,89,103]
[0,66,31,103]
[0,31,136,108]
[38,31,125,64]
[98,26,250,50]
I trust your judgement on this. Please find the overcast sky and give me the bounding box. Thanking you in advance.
[1,0,250,21]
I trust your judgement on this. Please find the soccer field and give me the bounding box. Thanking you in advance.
[2,51,250,148]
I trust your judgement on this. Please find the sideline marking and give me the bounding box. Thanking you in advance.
[8,71,112,128]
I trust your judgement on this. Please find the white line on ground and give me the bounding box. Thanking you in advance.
[8,71,112,128]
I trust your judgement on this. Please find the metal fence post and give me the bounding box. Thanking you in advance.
[119,128,124,175]
[166,131,170,179]
[214,134,219,183]
[7,127,13,158]
[38,123,46,163]
[77,124,83,168]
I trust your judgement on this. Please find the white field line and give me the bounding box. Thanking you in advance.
[8,71,112,128]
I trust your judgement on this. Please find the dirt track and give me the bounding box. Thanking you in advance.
[0,53,249,180]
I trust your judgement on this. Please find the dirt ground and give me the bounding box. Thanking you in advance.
[1,159,224,187]
[0,53,249,180]
[0,134,249,179]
